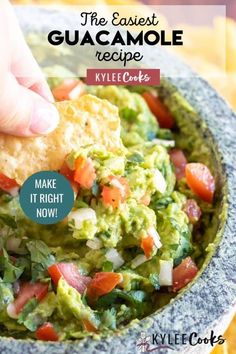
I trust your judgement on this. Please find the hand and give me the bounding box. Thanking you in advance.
[0,0,59,137]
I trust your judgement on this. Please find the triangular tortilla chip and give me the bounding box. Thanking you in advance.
[0,94,122,185]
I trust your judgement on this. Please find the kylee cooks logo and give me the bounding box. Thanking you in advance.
[136,331,225,352]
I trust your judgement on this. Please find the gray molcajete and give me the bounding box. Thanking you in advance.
[0,6,235,354]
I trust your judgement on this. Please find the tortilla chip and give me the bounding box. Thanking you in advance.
[0,94,122,185]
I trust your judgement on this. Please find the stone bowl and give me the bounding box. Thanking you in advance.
[0,6,235,354]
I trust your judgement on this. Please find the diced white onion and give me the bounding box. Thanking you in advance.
[131,254,148,269]
[152,169,166,194]
[6,237,22,253]
[8,187,19,197]
[159,259,173,286]
[7,303,18,319]
[147,227,162,249]
[152,139,175,148]
[86,237,102,250]
[68,208,97,229]
[68,83,84,100]
[148,89,158,97]
[105,248,124,270]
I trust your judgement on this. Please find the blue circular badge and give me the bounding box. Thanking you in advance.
[19,171,74,225]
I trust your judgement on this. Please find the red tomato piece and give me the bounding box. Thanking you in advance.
[60,161,79,196]
[36,322,59,341]
[142,92,175,129]
[13,282,48,315]
[70,181,80,196]
[0,173,19,192]
[74,157,96,189]
[172,257,198,292]
[101,186,122,208]
[48,262,91,294]
[169,149,187,180]
[183,199,202,224]
[87,272,123,300]
[102,176,129,208]
[141,235,154,259]
[185,163,215,203]
[52,79,85,101]
[60,161,74,182]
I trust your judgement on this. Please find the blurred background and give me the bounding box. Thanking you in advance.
[10,1,236,353]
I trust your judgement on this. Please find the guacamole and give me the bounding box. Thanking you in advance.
[0,83,216,341]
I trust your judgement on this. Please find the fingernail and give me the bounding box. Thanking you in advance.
[30,103,59,135]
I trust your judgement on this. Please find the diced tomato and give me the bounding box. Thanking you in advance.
[141,235,154,259]
[102,176,129,208]
[0,173,19,192]
[13,282,48,315]
[60,161,79,195]
[142,92,175,129]
[140,193,151,206]
[169,149,187,180]
[172,257,198,292]
[184,199,202,224]
[101,186,121,208]
[60,161,74,182]
[48,262,91,294]
[52,79,85,101]
[74,157,96,189]
[36,322,59,341]
[87,272,123,300]
[47,264,63,286]
[70,181,80,196]
[82,319,98,333]
[185,163,215,203]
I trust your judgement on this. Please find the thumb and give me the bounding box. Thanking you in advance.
[0,73,59,137]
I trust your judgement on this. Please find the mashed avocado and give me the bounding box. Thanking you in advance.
[0,83,216,341]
